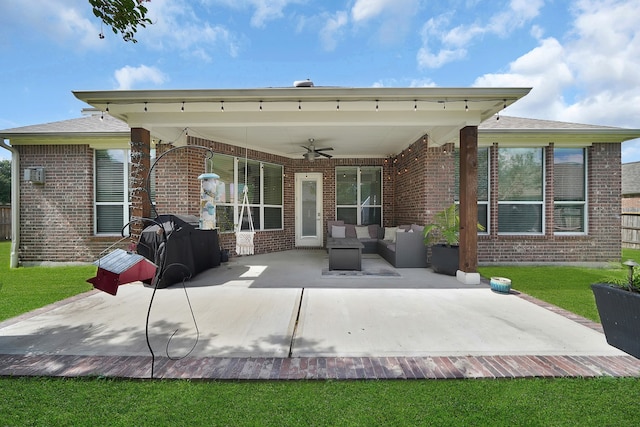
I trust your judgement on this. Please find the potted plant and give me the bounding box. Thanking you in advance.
[591,260,640,359]
[423,204,484,276]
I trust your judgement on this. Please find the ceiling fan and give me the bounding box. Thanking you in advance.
[301,138,333,162]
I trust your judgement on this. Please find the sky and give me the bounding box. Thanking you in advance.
[1,0,640,162]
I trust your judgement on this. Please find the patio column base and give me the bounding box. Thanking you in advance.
[456,270,481,285]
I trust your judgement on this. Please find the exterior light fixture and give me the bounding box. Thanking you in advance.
[623,259,639,291]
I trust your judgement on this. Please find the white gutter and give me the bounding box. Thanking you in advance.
[0,139,19,268]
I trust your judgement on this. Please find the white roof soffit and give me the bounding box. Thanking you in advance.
[73,87,532,158]
[479,128,640,147]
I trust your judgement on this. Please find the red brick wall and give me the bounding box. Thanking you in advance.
[478,143,622,263]
[17,138,623,264]
[16,144,126,263]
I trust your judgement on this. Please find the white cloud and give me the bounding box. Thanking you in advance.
[474,1,640,125]
[205,0,304,28]
[472,0,640,162]
[114,65,168,90]
[474,37,574,119]
[250,0,298,28]
[141,0,242,61]
[352,0,405,22]
[351,0,419,45]
[320,11,349,51]
[409,78,438,88]
[417,0,544,69]
[0,0,103,49]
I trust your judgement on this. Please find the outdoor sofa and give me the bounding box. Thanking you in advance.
[326,220,428,268]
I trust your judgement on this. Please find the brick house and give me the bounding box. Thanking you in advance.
[622,162,640,212]
[2,86,640,272]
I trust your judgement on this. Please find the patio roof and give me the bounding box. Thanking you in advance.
[73,86,531,158]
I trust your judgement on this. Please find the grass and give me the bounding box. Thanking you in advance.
[1,377,640,426]
[1,241,639,426]
[0,242,95,321]
[478,248,640,322]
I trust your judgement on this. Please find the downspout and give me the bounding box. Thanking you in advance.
[0,139,19,268]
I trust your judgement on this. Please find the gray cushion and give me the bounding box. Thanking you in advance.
[332,225,346,238]
[327,220,344,237]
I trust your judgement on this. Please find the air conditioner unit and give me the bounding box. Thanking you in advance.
[24,167,45,185]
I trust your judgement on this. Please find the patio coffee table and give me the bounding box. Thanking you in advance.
[327,238,364,271]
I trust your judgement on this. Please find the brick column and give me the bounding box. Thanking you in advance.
[130,128,151,242]
[459,126,478,276]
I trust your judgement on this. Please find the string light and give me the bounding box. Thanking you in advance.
[91,97,524,118]
[497,99,507,121]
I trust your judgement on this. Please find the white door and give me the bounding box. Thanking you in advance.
[295,173,323,247]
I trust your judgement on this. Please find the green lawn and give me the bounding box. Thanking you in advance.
[0,242,95,321]
[478,248,640,323]
[2,377,640,426]
[1,241,639,426]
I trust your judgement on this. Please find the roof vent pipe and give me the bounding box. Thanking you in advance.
[294,79,314,88]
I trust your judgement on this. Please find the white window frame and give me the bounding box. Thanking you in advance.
[335,166,383,226]
[497,147,546,235]
[553,147,588,235]
[94,149,130,236]
[211,155,284,232]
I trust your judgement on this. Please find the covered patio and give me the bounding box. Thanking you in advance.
[73,86,532,281]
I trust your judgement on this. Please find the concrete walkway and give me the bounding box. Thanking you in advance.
[1,250,639,379]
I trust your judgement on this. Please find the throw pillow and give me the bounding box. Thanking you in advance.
[332,225,346,238]
[327,220,344,237]
[411,224,424,234]
[355,226,370,239]
[383,226,397,242]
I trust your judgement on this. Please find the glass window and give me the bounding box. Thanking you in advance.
[208,154,283,232]
[336,167,382,225]
[554,148,586,233]
[497,148,544,234]
[454,147,489,231]
[95,148,156,235]
[95,149,127,234]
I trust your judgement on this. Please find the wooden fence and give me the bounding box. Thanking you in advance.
[622,212,640,249]
[0,205,10,241]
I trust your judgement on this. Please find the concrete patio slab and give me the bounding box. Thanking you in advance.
[292,288,624,357]
[1,249,639,379]
[0,284,301,358]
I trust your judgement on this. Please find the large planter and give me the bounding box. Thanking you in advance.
[591,283,640,359]
[430,244,459,276]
